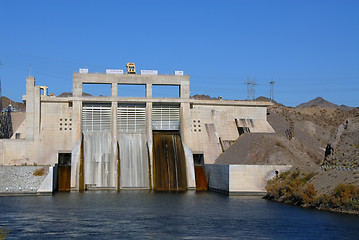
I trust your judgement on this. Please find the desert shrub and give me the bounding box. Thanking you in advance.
[334,184,358,201]
[33,167,45,176]
[290,170,300,180]
[302,183,317,205]
[265,170,317,206]
[310,184,359,212]
[279,171,290,179]
[302,172,316,183]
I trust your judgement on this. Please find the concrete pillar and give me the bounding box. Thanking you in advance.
[146,84,152,98]
[111,101,118,189]
[180,102,192,147]
[146,101,153,189]
[181,102,196,189]
[112,83,118,97]
[180,79,190,99]
[71,100,82,189]
[33,87,41,140]
[73,73,82,97]
[25,77,35,140]
[71,73,84,189]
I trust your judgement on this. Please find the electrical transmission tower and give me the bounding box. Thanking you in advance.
[244,76,258,100]
[0,76,2,111]
[269,79,275,103]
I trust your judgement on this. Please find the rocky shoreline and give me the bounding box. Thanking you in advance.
[264,170,359,215]
[0,166,48,195]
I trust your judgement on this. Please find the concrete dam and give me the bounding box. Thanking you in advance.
[0,66,284,194]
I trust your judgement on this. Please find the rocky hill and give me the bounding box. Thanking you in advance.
[57,92,92,97]
[215,97,359,194]
[190,94,219,100]
[296,97,353,111]
[1,96,25,111]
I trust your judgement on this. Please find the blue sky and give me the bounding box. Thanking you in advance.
[0,0,358,107]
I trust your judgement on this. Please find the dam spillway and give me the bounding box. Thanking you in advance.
[83,132,115,188]
[118,133,149,189]
[152,131,187,191]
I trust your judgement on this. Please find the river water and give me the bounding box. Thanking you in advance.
[0,191,359,239]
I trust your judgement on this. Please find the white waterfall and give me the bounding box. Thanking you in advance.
[118,133,149,188]
[83,132,115,188]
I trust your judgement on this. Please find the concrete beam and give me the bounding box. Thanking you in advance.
[73,73,189,86]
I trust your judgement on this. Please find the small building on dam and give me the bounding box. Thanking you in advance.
[0,66,285,194]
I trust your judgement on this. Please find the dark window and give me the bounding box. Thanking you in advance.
[58,153,71,166]
[193,154,204,166]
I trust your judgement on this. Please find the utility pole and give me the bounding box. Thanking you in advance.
[244,76,258,101]
[269,79,275,103]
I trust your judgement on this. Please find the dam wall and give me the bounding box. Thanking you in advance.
[205,164,292,195]
[190,104,274,164]
[1,72,274,192]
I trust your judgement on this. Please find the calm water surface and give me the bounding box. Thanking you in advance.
[0,191,359,239]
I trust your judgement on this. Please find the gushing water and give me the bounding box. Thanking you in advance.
[118,133,149,188]
[152,132,187,191]
[83,132,115,188]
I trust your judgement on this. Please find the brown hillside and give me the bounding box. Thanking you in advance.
[215,105,359,194]
[1,96,25,111]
